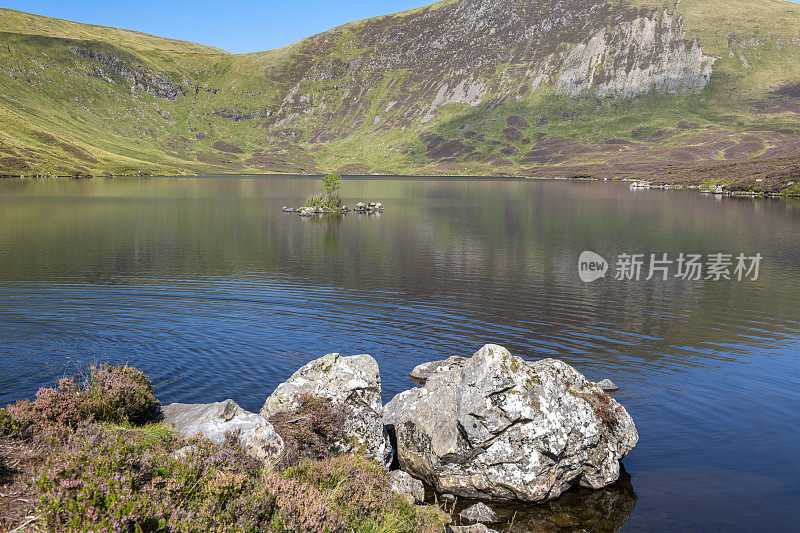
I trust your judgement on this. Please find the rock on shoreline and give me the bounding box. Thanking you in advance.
[409,355,467,382]
[159,399,284,463]
[160,344,636,505]
[389,470,425,504]
[260,352,392,466]
[459,502,499,524]
[385,344,638,502]
[597,378,619,392]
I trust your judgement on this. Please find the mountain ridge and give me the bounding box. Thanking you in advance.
[1,1,800,193]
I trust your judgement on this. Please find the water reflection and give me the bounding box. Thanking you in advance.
[445,469,636,532]
[0,176,799,531]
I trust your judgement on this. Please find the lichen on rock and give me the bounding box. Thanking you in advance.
[261,352,393,466]
[384,344,638,502]
[160,399,285,465]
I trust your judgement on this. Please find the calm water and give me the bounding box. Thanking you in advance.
[1,176,799,531]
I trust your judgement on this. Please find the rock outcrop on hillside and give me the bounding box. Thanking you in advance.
[266,0,717,136]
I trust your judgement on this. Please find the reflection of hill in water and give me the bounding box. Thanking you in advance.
[1,176,798,369]
[446,469,636,532]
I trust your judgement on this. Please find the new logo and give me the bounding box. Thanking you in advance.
[579,251,608,282]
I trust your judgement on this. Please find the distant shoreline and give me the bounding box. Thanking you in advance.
[3,168,799,198]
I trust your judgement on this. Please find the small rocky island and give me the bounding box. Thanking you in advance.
[283,201,385,217]
[161,344,638,528]
[283,173,385,216]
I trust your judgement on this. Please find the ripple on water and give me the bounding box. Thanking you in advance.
[0,177,799,531]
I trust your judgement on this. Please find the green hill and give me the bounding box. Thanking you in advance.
[1,0,800,191]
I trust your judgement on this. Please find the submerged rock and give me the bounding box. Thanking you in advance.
[449,525,498,533]
[390,470,425,504]
[597,378,619,392]
[160,399,284,464]
[501,468,637,532]
[409,355,467,382]
[459,502,499,524]
[261,352,392,466]
[384,344,638,502]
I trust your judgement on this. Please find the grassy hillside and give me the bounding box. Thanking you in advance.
[1,0,800,189]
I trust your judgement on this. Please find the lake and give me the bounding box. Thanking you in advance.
[1,176,799,531]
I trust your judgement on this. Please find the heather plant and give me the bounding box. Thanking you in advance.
[284,455,448,533]
[269,393,351,465]
[85,363,159,424]
[262,475,345,532]
[6,365,449,533]
[285,455,391,520]
[34,427,370,533]
[37,440,165,531]
[1,364,158,437]
[0,407,9,434]
[37,429,273,532]
[3,379,86,436]
[591,390,621,429]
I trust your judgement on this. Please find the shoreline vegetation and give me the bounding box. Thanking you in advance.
[2,171,798,199]
[0,364,449,533]
[0,173,800,200]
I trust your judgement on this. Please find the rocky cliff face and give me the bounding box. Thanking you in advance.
[69,47,186,100]
[263,0,717,136]
[555,13,716,98]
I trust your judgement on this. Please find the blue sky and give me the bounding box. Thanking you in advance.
[7,1,799,54]
[3,1,434,53]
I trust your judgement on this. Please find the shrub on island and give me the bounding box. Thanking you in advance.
[301,174,345,212]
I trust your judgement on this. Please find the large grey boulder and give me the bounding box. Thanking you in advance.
[410,356,467,382]
[390,470,425,504]
[160,399,284,464]
[384,344,638,502]
[261,352,392,466]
